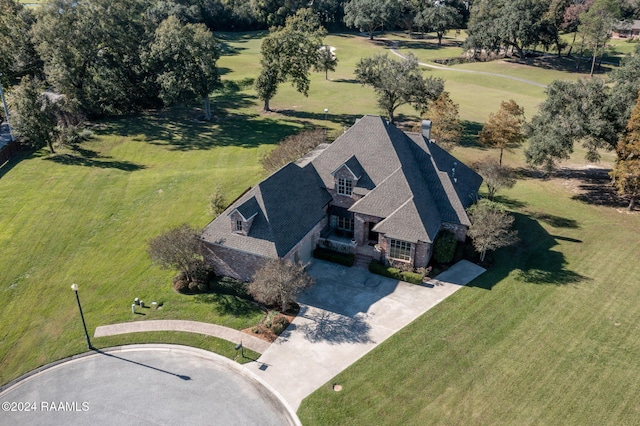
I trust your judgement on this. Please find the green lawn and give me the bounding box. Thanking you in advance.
[2,28,639,425]
[0,108,298,384]
[298,175,640,425]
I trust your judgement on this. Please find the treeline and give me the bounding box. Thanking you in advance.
[3,0,639,118]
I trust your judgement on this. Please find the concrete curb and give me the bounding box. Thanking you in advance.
[94,319,271,353]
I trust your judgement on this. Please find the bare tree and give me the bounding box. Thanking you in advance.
[467,200,519,262]
[248,259,314,312]
[148,224,204,282]
[472,157,516,200]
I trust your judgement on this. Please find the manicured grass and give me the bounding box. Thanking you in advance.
[0,109,294,385]
[92,332,259,364]
[299,175,640,425]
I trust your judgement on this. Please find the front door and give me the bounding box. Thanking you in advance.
[367,222,379,244]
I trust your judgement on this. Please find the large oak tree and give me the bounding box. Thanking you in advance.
[355,53,444,123]
[255,8,326,112]
[146,16,221,120]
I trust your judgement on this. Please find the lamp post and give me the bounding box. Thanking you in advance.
[71,283,92,350]
[324,108,329,120]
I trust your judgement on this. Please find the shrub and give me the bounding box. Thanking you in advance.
[368,260,423,285]
[173,279,189,293]
[313,247,355,266]
[265,310,279,328]
[400,271,424,285]
[271,316,290,335]
[260,129,327,173]
[191,263,215,285]
[433,230,457,264]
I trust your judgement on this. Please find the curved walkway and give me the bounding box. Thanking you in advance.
[94,320,271,353]
[389,43,548,88]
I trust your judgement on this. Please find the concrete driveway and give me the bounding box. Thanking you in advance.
[245,259,485,411]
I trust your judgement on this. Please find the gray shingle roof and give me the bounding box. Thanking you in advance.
[313,115,481,243]
[201,115,482,257]
[201,162,332,257]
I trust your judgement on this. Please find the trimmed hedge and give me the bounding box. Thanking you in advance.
[313,247,355,267]
[433,230,457,264]
[368,260,424,285]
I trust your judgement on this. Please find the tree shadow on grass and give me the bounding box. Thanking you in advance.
[528,212,580,229]
[509,55,613,75]
[557,167,629,209]
[275,110,364,130]
[515,166,630,209]
[491,194,528,209]
[468,212,588,290]
[96,108,301,151]
[383,38,464,52]
[45,153,145,171]
[194,293,257,317]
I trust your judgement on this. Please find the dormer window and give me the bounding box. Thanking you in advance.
[337,177,353,196]
[235,220,243,232]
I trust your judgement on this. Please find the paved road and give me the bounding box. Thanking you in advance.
[0,345,299,426]
[246,259,485,411]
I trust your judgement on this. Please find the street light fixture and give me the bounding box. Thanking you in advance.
[71,283,93,350]
[324,108,329,120]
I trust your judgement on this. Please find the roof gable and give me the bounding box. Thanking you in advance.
[201,163,332,257]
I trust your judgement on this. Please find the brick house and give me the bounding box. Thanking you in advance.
[200,115,482,281]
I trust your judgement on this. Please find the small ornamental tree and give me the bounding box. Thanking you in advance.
[355,53,444,123]
[209,187,227,217]
[479,99,526,166]
[472,157,516,200]
[467,200,519,262]
[248,259,315,312]
[414,91,462,150]
[148,224,206,283]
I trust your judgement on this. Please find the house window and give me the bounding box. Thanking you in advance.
[389,239,411,262]
[337,216,354,232]
[337,177,353,196]
[235,220,243,232]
